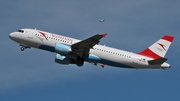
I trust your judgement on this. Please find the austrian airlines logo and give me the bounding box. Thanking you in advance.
[158,43,166,51]
[39,31,48,40]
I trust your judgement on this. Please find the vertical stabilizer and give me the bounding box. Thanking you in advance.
[138,35,174,59]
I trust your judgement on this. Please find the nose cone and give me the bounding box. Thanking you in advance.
[9,32,16,40]
[9,33,14,39]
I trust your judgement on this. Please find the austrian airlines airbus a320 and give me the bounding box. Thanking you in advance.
[9,28,174,69]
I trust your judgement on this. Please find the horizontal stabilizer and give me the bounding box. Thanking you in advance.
[148,58,168,65]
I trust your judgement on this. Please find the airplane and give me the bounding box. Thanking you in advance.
[9,28,174,69]
[98,19,106,22]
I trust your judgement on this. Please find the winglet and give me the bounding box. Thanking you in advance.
[102,34,107,38]
[101,64,105,68]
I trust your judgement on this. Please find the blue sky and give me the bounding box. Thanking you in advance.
[0,0,180,101]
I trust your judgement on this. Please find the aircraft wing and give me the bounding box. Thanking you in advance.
[71,34,107,57]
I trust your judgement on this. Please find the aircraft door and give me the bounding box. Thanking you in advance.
[133,56,139,64]
[28,30,33,39]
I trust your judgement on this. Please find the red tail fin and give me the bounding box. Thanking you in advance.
[138,35,174,59]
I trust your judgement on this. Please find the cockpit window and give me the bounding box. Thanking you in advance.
[17,30,24,33]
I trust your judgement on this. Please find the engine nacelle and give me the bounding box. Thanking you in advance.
[55,54,70,65]
[55,43,71,55]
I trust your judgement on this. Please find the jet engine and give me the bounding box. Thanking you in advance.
[55,53,85,66]
[54,43,84,66]
[55,43,71,55]
[55,54,70,65]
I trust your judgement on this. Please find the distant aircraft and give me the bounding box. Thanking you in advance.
[99,19,105,22]
[9,28,174,69]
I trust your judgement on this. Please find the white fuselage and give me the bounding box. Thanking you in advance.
[9,28,170,69]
